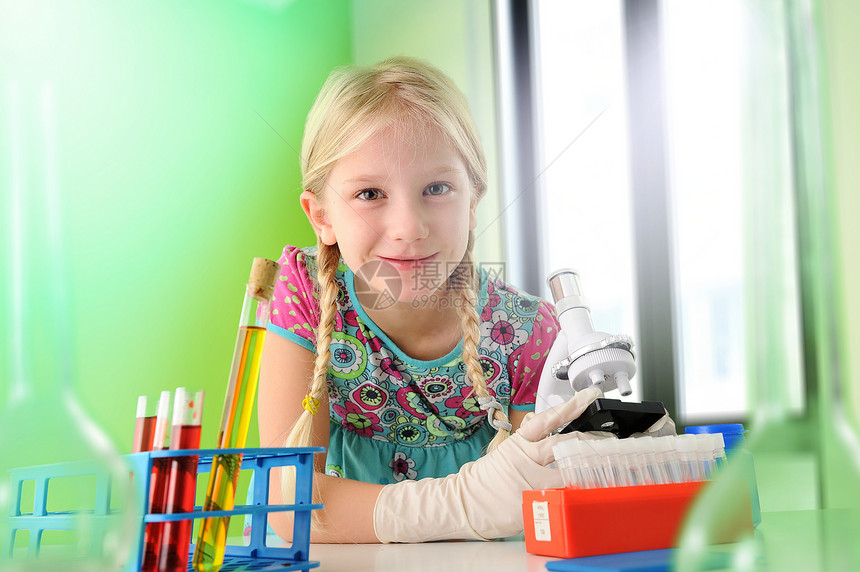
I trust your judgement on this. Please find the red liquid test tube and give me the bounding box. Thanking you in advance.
[144,388,204,572]
[133,395,158,454]
[143,455,170,571]
[140,391,172,571]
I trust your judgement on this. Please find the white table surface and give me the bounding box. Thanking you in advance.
[292,508,860,571]
[307,538,557,572]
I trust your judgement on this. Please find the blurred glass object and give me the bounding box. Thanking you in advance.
[0,68,139,572]
[662,0,805,422]
[674,0,860,569]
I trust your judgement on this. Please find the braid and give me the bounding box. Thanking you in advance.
[284,240,341,449]
[283,240,340,531]
[455,237,510,451]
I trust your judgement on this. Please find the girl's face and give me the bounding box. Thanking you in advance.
[302,124,477,305]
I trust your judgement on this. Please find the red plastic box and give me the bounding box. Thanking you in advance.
[523,482,711,559]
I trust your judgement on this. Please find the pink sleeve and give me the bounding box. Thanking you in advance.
[509,300,560,409]
[268,246,319,352]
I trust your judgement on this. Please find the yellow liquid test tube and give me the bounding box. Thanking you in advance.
[193,258,279,572]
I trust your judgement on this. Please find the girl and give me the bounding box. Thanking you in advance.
[257,56,604,543]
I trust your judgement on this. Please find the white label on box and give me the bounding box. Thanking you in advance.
[532,501,551,541]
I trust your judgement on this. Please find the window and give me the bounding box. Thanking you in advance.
[529,0,804,422]
[531,0,640,402]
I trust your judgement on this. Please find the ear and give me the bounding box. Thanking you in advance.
[300,191,337,245]
[469,196,479,231]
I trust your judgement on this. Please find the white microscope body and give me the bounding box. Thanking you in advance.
[535,269,637,415]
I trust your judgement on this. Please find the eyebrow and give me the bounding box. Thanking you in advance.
[341,176,382,185]
[341,166,466,185]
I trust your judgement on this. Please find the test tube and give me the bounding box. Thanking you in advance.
[711,433,728,472]
[194,258,279,572]
[578,440,602,489]
[142,391,171,572]
[655,436,683,484]
[676,434,701,482]
[585,439,616,487]
[636,436,667,485]
[623,438,651,486]
[157,388,204,572]
[553,439,582,488]
[603,439,628,487]
[152,391,171,454]
[695,435,716,480]
[630,436,651,485]
[133,395,158,453]
[615,438,634,485]
[552,439,579,487]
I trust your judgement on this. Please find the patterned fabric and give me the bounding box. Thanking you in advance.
[268,245,559,484]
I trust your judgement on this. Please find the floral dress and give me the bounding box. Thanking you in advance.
[266,245,560,484]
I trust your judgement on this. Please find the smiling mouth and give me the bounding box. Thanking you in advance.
[378,254,437,269]
[380,254,436,263]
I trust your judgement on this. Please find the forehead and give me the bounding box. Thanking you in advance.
[336,122,465,174]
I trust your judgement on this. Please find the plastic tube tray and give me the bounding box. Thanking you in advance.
[522,482,709,559]
[4,447,325,571]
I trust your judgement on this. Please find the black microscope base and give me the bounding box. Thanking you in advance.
[559,398,666,439]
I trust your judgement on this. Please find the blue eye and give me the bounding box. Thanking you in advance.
[356,188,383,200]
[425,183,451,196]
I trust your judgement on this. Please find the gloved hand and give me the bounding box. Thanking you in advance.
[372,386,603,543]
[631,409,676,438]
[566,430,618,440]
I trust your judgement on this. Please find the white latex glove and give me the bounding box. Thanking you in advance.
[567,430,618,440]
[520,410,616,441]
[372,386,603,543]
[631,408,677,438]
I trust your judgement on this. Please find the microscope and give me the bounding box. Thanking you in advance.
[535,269,666,438]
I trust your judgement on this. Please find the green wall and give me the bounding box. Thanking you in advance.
[45,0,351,450]
[818,0,860,507]
[822,0,860,426]
[1,0,353,539]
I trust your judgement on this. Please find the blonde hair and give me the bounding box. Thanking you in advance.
[286,56,508,466]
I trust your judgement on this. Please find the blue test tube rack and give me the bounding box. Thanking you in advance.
[3,447,325,572]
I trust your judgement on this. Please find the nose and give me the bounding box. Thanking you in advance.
[386,195,429,242]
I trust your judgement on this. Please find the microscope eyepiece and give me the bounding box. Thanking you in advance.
[547,268,583,303]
